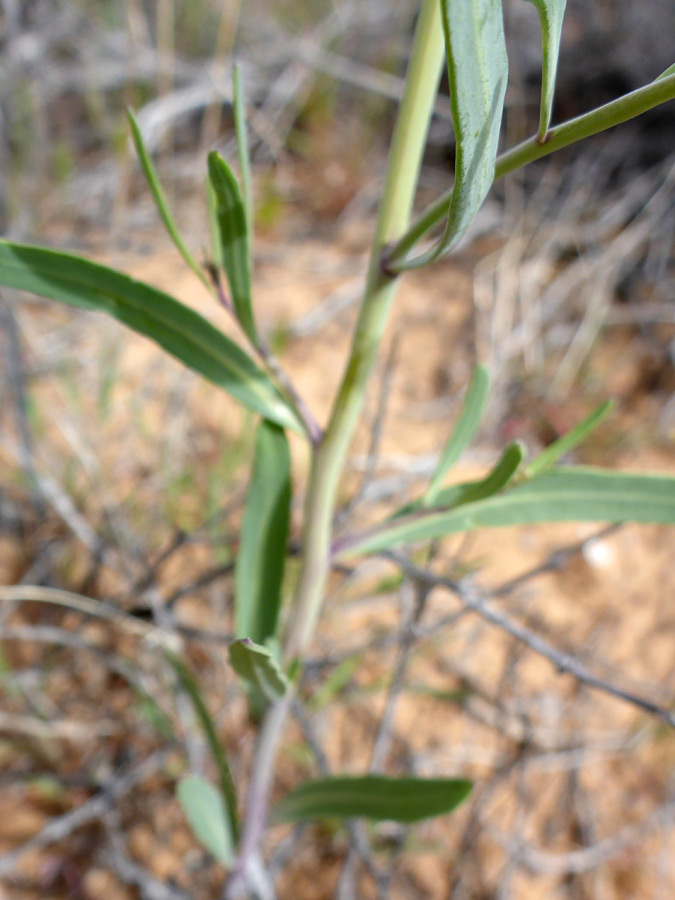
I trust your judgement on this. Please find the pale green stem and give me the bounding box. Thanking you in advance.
[388,72,675,269]
[227,3,446,889]
[284,0,445,660]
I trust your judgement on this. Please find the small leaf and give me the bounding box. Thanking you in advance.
[0,241,303,433]
[397,0,508,269]
[656,62,675,81]
[233,65,253,248]
[207,151,256,343]
[526,400,612,477]
[523,0,568,138]
[235,420,291,645]
[228,639,289,703]
[423,364,491,505]
[339,467,675,557]
[177,775,234,866]
[270,775,473,825]
[167,653,238,842]
[127,109,208,288]
[400,441,524,517]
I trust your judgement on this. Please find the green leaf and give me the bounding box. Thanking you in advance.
[235,420,291,645]
[166,653,239,843]
[228,638,289,703]
[523,0,568,138]
[399,0,508,269]
[233,65,253,248]
[176,775,234,866]
[270,775,473,825]
[526,400,612,477]
[339,467,675,557]
[0,241,303,433]
[423,364,491,505]
[656,62,675,80]
[401,441,525,517]
[127,109,209,288]
[207,151,256,343]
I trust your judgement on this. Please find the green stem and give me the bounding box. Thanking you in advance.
[227,5,446,888]
[388,72,675,269]
[284,0,445,660]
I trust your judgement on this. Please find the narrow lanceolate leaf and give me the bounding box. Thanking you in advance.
[176,775,234,867]
[233,65,253,248]
[423,364,491,505]
[0,241,302,433]
[166,653,239,843]
[207,151,256,343]
[399,442,524,518]
[657,62,675,80]
[398,0,508,269]
[526,400,612,477]
[429,441,525,508]
[338,467,675,557]
[270,775,473,825]
[228,639,289,703]
[235,419,291,644]
[127,110,209,288]
[523,0,568,138]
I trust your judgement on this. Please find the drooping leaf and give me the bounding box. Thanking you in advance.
[423,364,491,505]
[176,775,234,866]
[526,400,612,477]
[398,0,508,269]
[338,467,675,557]
[270,775,473,825]
[207,151,256,343]
[166,653,239,842]
[523,0,568,138]
[127,109,209,288]
[233,64,253,247]
[235,420,291,645]
[228,638,289,703]
[0,241,303,433]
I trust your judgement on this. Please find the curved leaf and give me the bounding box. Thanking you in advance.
[177,775,234,866]
[127,109,208,288]
[0,241,302,432]
[397,0,508,269]
[228,639,288,703]
[338,467,675,557]
[208,151,256,343]
[423,364,491,505]
[270,775,473,825]
[523,0,568,138]
[235,420,291,644]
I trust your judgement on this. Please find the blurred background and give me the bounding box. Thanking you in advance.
[0,2,674,898]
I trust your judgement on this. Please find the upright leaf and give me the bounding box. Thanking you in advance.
[657,62,675,80]
[207,151,256,343]
[271,775,473,825]
[523,0,568,139]
[423,364,491,505]
[0,241,303,433]
[526,400,612,477]
[228,639,289,703]
[338,467,675,557]
[233,65,253,248]
[398,0,508,269]
[235,420,291,644]
[177,775,234,866]
[127,109,209,288]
